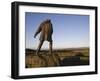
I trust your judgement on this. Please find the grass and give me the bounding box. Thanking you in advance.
[25,47,89,68]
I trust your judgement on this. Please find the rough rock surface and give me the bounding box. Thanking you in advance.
[26,54,60,68]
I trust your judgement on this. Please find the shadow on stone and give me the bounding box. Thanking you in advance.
[59,57,80,66]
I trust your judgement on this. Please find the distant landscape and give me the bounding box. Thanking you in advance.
[25,47,89,68]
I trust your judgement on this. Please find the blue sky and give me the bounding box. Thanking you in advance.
[25,12,89,49]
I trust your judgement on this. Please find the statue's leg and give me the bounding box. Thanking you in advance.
[49,41,52,54]
[36,40,43,55]
[49,41,59,66]
[36,40,48,66]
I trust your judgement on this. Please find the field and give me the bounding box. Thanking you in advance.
[25,47,89,68]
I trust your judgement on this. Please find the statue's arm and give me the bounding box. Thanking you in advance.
[34,25,42,38]
[51,23,53,34]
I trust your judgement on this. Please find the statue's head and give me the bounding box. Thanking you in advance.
[46,19,51,23]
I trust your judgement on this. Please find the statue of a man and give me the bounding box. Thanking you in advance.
[34,19,53,55]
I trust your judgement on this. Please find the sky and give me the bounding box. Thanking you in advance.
[25,12,89,49]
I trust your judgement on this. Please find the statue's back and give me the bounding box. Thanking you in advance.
[39,20,53,42]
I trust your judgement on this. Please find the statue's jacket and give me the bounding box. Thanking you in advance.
[34,20,53,42]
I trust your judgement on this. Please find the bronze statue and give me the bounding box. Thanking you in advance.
[34,19,53,55]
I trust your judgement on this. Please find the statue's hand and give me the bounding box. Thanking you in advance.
[34,35,36,38]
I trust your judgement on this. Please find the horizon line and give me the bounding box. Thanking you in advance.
[26,46,89,50]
